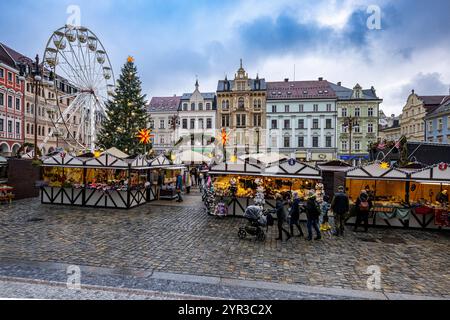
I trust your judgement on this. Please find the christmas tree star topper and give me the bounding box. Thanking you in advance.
[137,128,151,145]
[127,56,135,63]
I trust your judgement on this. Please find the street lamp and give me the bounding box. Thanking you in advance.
[343,116,358,164]
[17,55,54,160]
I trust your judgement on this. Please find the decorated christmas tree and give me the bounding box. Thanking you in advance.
[97,56,149,154]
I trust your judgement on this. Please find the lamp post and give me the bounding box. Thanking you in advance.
[17,55,54,160]
[343,116,358,164]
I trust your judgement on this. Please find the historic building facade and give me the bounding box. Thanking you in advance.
[425,97,450,143]
[266,79,337,161]
[332,83,382,161]
[216,60,266,157]
[147,96,181,153]
[177,80,216,153]
[400,91,449,142]
[0,43,24,156]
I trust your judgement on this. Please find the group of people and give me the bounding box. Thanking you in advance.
[273,186,373,242]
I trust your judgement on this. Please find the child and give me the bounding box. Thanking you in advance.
[319,195,332,238]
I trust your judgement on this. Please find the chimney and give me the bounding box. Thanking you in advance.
[337,81,341,86]
[284,78,289,82]
[318,77,323,81]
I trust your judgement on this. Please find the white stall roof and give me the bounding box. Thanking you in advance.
[239,152,288,166]
[0,156,7,164]
[175,150,211,164]
[84,152,130,168]
[346,162,410,180]
[42,152,84,167]
[264,159,322,179]
[411,163,450,183]
[105,147,129,159]
[148,155,173,168]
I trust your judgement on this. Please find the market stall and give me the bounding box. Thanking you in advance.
[147,155,186,200]
[209,158,322,216]
[408,163,450,229]
[41,151,156,209]
[346,162,412,228]
[0,156,7,184]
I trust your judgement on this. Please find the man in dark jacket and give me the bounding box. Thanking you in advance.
[289,192,304,237]
[305,192,321,241]
[354,190,373,232]
[331,186,350,236]
[275,194,291,241]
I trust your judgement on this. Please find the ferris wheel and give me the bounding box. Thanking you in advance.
[41,25,115,152]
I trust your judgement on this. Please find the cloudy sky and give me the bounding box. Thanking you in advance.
[2,0,449,115]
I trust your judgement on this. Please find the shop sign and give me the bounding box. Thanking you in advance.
[288,158,296,166]
[438,163,448,171]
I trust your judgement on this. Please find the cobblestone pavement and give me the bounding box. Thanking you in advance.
[0,197,449,298]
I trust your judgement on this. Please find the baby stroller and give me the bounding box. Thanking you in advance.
[238,206,268,241]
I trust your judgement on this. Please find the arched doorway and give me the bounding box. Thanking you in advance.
[0,143,9,155]
[11,144,21,156]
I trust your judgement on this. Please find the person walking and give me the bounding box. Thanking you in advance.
[354,190,373,232]
[275,193,291,241]
[330,186,350,236]
[176,173,184,203]
[289,192,304,237]
[305,191,321,241]
[185,172,192,194]
[156,171,164,200]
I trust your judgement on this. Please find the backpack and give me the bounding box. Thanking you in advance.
[359,200,370,211]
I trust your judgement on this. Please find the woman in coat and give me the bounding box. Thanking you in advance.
[275,194,291,241]
[305,191,322,241]
[354,190,373,232]
[289,192,304,237]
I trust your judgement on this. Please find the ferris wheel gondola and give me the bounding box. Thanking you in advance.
[41,25,115,152]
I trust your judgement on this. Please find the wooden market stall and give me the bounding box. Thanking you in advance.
[40,152,175,209]
[408,163,450,229]
[0,156,7,184]
[209,158,322,216]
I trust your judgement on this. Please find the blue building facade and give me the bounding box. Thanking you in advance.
[425,98,450,143]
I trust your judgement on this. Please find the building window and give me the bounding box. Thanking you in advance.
[284,119,290,129]
[0,68,4,78]
[298,136,304,147]
[253,114,261,127]
[149,120,154,129]
[326,104,332,112]
[191,103,195,111]
[313,104,319,112]
[368,107,374,117]
[206,103,211,110]
[198,118,204,129]
[272,105,277,113]
[182,119,188,129]
[0,119,3,131]
[198,103,203,111]
[8,120,12,133]
[222,115,230,127]
[16,122,20,135]
[448,116,450,130]
[312,136,319,147]
[160,120,165,129]
[283,136,290,148]
[26,123,30,135]
[7,72,12,82]
[312,119,319,129]
[285,105,290,113]
[271,119,277,129]
[326,136,332,148]
[8,96,13,108]
[428,121,433,132]
[0,92,4,106]
[354,140,361,151]
[271,136,278,148]
[160,136,165,145]
[298,119,304,129]
[354,122,360,133]
[236,114,246,127]
[190,119,195,129]
[342,140,348,151]
[183,103,188,111]
[355,107,360,117]
[342,123,348,133]
[368,123,374,133]
[325,119,332,129]
[342,108,347,117]
[299,104,304,112]
[238,97,245,109]
[206,118,212,129]
[438,118,443,131]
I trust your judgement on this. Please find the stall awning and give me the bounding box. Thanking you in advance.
[346,162,410,180]
[411,163,450,183]
[239,152,288,166]
[105,147,129,159]
[41,152,85,167]
[174,150,211,165]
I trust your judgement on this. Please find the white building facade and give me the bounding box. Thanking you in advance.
[177,80,216,153]
[266,79,338,161]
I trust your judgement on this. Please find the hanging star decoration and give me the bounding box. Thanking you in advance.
[380,162,389,169]
[127,56,135,63]
[137,128,151,145]
[221,128,228,146]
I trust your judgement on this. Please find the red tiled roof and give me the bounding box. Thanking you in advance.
[148,96,181,113]
[418,95,448,106]
[266,80,337,100]
[0,43,32,64]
